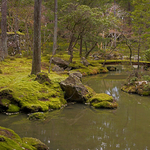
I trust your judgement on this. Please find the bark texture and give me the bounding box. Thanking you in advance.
[31,0,42,74]
[0,0,7,60]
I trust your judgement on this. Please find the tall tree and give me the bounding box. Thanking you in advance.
[131,0,150,69]
[31,0,42,74]
[52,0,57,55]
[0,0,7,61]
[48,0,58,73]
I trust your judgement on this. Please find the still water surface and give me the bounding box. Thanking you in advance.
[0,71,150,150]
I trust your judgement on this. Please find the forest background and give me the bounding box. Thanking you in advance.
[0,0,150,70]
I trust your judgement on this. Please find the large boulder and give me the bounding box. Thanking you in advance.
[60,73,88,103]
[52,57,69,69]
[69,71,82,81]
[52,64,64,72]
[81,57,90,67]
[107,66,116,71]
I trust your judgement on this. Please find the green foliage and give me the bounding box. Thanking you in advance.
[129,76,138,84]
[144,49,150,61]
[143,75,150,82]
[60,2,114,56]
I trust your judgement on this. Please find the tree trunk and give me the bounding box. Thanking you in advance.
[137,35,141,70]
[52,0,57,55]
[68,34,74,55]
[85,42,97,58]
[14,0,20,54]
[128,1,131,26]
[79,35,82,57]
[1,0,7,60]
[48,0,58,73]
[31,0,42,75]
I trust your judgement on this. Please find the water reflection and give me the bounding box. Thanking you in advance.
[0,72,150,149]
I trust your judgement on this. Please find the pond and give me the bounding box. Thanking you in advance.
[0,70,150,150]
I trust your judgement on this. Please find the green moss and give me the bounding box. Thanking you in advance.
[7,104,20,113]
[6,31,25,36]
[88,93,118,109]
[0,126,47,150]
[28,112,46,120]
[142,91,150,96]
[0,136,25,150]
[69,61,85,69]
[0,126,22,144]
[92,101,118,109]
[1,99,11,106]
[0,69,67,113]
[22,137,48,150]
[73,65,108,76]
[89,93,113,103]
[35,72,51,85]
[121,85,136,93]
[84,85,96,101]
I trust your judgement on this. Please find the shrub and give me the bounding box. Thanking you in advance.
[143,75,150,82]
[145,49,150,61]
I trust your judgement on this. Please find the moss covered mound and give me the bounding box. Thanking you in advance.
[121,81,150,96]
[28,112,46,120]
[0,126,48,150]
[88,93,118,109]
[35,72,51,85]
[22,137,48,150]
[0,89,20,113]
[0,73,67,113]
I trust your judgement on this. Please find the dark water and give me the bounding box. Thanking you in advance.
[1,71,150,150]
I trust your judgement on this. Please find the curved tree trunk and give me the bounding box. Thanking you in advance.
[85,42,97,58]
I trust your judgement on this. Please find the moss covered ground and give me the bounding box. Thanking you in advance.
[0,126,48,150]
[0,56,67,113]
[0,54,121,113]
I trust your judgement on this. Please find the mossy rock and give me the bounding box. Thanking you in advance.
[35,72,51,85]
[0,126,48,150]
[92,101,118,109]
[121,85,136,93]
[89,93,113,103]
[7,104,20,113]
[22,137,48,150]
[121,82,150,96]
[28,112,46,120]
[137,88,150,96]
[84,85,96,101]
[21,103,49,113]
[0,89,20,113]
[107,66,116,71]
[88,93,118,109]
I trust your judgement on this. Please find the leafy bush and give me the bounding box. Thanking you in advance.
[129,77,138,84]
[145,49,150,61]
[143,75,150,82]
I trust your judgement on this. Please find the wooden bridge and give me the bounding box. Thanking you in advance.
[102,60,150,67]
